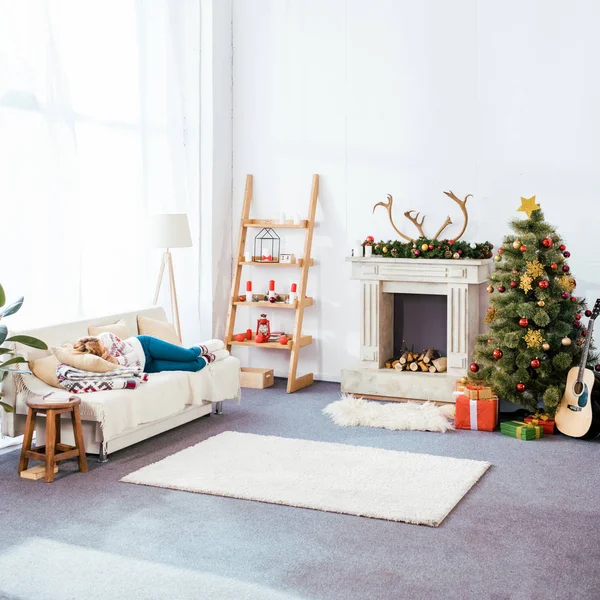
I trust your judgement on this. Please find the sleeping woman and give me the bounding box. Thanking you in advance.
[72,333,228,374]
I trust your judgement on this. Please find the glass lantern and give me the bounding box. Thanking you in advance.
[254,228,280,263]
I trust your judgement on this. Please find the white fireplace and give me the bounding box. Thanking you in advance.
[342,257,492,402]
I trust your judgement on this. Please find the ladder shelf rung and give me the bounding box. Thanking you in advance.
[232,298,313,309]
[237,259,314,267]
[228,335,312,350]
[243,219,308,229]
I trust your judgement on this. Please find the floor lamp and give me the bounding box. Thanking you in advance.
[149,214,192,341]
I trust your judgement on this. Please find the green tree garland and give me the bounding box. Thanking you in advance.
[363,237,494,260]
[469,207,596,414]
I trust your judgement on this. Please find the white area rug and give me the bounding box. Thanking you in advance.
[122,431,490,526]
[323,394,456,432]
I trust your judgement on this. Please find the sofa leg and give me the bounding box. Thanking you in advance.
[213,401,223,415]
[98,442,109,463]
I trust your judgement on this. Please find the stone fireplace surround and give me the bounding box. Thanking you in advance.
[342,257,493,402]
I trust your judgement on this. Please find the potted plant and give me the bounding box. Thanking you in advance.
[0,283,48,413]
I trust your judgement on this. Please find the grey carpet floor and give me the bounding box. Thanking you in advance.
[1,380,599,600]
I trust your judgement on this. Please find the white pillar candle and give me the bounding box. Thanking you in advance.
[364,245,373,258]
[244,251,252,262]
[280,211,286,224]
[293,213,301,225]
[353,240,363,257]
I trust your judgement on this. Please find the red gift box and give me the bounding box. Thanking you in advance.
[524,415,555,435]
[455,394,498,432]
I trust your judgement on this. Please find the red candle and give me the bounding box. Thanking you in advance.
[269,280,275,291]
[291,283,297,293]
[246,280,252,292]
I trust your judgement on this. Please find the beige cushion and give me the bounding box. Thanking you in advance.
[29,355,62,388]
[51,346,118,373]
[137,315,181,346]
[88,319,131,339]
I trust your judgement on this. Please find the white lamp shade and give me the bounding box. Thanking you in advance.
[149,214,192,249]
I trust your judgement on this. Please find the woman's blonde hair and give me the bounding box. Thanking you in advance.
[73,336,112,361]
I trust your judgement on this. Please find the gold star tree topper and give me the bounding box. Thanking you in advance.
[517,196,541,218]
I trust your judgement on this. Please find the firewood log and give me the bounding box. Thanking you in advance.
[385,360,392,369]
[429,365,437,373]
[423,348,438,364]
[418,361,428,372]
[432,356,447,373]
[391,359,400,369]
[399,351,409,365]
[393,362,405,371]
[409,361,419,371]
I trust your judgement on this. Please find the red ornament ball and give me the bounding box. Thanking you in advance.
[487,338,493,344]
[235,333,245,342]
[498,247,504,254]
[498,286,506,293]
[493,348,503,360]
[559,244,566,251]
[562,292,570,299]
[571,296,577,302]
[279,335,289,345]
[513,270,519,274]
[255,334,265,344]
[542,238,553,248]
[448,239,455,245]
[530,358,541,369]
[469,363,479,373]
[574,320,581,328]
[428,244,434,250]
[519,317,529,327]
[269,296,276,303]
[414,249,421,256]
[563,251,571,258]
[510,281,518,288]
[516,382,526,393]
[538,280,549,289]
[551,263,558,270]
[582,329,587,337]
[563,265,570,272]
[458,249,463,255]
[576,313,581,320]
[586,309,592,317]
[595,364,600,372]
[520,245,527,252]
[365,235,374,243]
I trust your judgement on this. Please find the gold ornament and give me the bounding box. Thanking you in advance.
[513,240,522,249]
[373,191,471,242]
[445,250,453,259]
[537,300,545,307]
[484,307,497,323]
[542,342,550,351]
[382,246,389,254]
[557,275,576,293]
[524,328,544,349]
[517,195,541,218]
[487,285,494,294]
[561,337,572,347]
[526,259,545,279]
[519,274,533,293]
[460,376,467,384]
[494,254,502,262]
[453,252,460,260]
[421,243,429,252]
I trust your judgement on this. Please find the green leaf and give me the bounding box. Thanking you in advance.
[0,401,14,413]
[6,335,48,350]
[0,296,23,318]
[0,325,6,345]
[0,347,12,355]
[0,283,5,308]
[0,356,27,370]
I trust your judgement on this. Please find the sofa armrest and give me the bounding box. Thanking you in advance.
[19,373,76,403]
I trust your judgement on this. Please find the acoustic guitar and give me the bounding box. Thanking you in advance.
[555,298,600,439]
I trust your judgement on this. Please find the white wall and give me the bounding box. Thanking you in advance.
[230,0,600,381]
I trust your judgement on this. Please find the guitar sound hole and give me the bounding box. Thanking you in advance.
[574,381,584,395]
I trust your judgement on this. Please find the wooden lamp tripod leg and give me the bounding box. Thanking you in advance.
[153,251,167,305]
[153,249,182,342]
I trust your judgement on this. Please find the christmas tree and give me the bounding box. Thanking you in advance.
[469,196,595,414]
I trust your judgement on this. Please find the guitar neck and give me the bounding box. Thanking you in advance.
[578,318,596,382]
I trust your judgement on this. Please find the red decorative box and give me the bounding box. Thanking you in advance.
[524,415,555,435]
[455,394,498,432]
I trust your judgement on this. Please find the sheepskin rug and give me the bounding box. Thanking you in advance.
[121,431,490,526]
[323,394,456,433]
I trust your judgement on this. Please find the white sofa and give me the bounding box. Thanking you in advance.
[1,306,241,461]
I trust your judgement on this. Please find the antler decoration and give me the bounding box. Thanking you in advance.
[372,190,471,242]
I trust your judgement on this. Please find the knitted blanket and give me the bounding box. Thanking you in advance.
[56,364,148,394]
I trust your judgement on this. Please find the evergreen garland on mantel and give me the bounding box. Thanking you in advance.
[361,236,494,260]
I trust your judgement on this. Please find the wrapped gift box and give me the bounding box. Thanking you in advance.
[500,420,543,440]
[466,384,493,400]
[524,415,555,435]
[455,394,498,431]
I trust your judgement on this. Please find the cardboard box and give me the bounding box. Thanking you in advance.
[20,465,58,480]
[466,385,493,400]
[240,367,274,389]
[455,394,498,431]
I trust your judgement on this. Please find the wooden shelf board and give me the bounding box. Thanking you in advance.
[232,298,313,309]
[243,219,307,229]
[238,259,314,267]
[227,335,312,350]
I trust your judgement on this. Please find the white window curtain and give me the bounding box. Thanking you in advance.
[0,0,201,342]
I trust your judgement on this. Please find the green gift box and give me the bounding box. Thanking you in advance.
[500,420,544,440]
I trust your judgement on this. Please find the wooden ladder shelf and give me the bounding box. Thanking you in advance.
[225,174,318,393]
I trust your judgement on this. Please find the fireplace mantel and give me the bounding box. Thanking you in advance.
[342,256,493,402]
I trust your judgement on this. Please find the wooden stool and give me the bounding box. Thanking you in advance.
[18,397,88,482]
